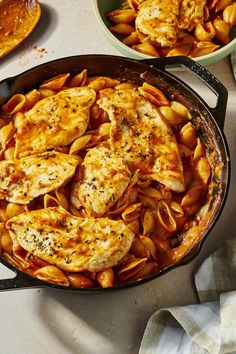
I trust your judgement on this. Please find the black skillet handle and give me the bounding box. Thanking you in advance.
[0,267,44,291]
[142,56,228,132]
[0,77,15,105]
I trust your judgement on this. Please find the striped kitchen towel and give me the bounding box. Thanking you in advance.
[139,239,236,354]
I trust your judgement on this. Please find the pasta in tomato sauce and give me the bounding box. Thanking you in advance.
[107,0,236,58]
[0,70,211,288]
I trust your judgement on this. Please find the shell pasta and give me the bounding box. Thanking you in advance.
[107,0,236,58]
[0,69,212,288]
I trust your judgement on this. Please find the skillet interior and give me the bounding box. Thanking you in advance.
[0,55,230,291]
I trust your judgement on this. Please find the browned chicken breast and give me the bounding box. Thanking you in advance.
[71,146,131,216]
[14,87,96,158]
[136,0,179,47]
[0,152,78,204]
[135,0,206,47]
[98,89,185,192]
[7,207,135,272]
[179,0,207,31]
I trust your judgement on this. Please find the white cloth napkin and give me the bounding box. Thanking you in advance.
[139,239,236,354]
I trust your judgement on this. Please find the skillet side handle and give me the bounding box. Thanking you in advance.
[142,56,228,132]
[0,77,15,105]
[0,270,43,291]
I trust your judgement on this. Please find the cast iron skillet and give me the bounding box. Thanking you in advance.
[0,55,230,292]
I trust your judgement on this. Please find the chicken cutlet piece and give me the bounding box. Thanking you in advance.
[71,146,131,216]
[135,0,206,46]
[135,0,179,47]
[14,87,96,158]
[179,0,207,31]
[6,206,135,272]
[98,89,185,192]
[0,152,78,204]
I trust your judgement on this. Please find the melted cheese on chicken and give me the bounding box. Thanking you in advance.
[179,0,206,31]
[14,87,96,158]
[7,207,135,272]
[71,146,131,216]
[135,0,206,47]
[98,89,185,192]
[0,152,78,204]
[136,0,179,47]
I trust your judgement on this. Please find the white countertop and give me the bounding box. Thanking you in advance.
[0,1,236,353]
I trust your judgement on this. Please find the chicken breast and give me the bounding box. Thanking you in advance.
[179,0,207,31]
[98,89,185,192]
[71,146,131,216]
[0,152,78,204]
[6,206,135,272]
[136,0,179,47]
[14,87,96,158]
[135,0,206,47]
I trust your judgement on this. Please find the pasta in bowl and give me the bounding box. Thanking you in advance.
[0,55,230,291]
[94,0,236,66]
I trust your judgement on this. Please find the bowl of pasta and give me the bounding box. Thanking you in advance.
[94,0,236,66]
[0,54,230,292]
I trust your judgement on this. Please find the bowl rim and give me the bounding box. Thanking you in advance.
[93,0,236,64]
